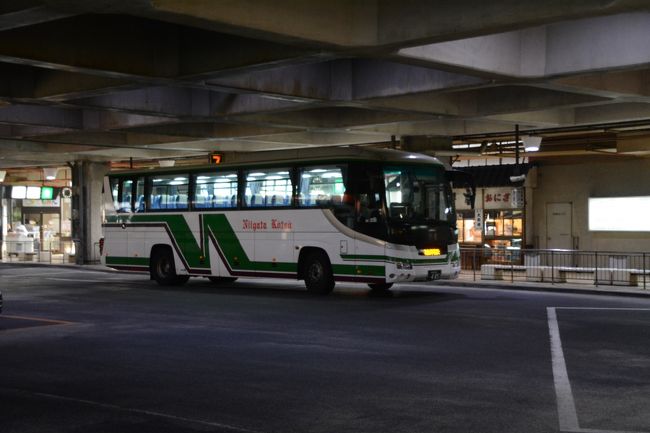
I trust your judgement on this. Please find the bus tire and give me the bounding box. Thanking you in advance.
[151,247,187,286]
[208,276,238,283]
[303,251,334,295]
[368,282,393,292]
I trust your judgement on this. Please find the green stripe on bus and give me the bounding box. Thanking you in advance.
[340,254,448,264]
[113,214,383,277]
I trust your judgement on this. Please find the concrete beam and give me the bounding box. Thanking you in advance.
[352,118,537,137]
[132,0,376,47]
[552,68,650,98]
[0,14,316,80]
[0,4,74,31]
[364,86,609,117]
[5,125,78,137]
[123,122,300,139]
[234,107,437,129]
[486,108,576,127]
[43,0,650,48]
[0,104,82,128]
[222,130,391,146]
[617,135,650,154]
[0,63,132,101]
[574,103,650,125]
[208,59,486,102]
[379,0,650,47]
[398,13,650,78]
[71,87,304,120]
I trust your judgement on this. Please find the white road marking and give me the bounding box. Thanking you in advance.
[555,307,650,311]
[548,307,650,433]
[4,387,265,433]
[548,307,580,432]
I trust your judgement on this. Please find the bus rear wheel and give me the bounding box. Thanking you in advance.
[208,276,238,283]
[151,248,188,286]
[303,251,334,295]
[368,282,393,292]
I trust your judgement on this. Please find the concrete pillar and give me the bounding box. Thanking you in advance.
[71,161,108,264]
[0,186,6,260]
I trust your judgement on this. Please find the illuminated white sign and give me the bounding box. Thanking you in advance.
[11,186,26,199]
[26,186,41,199]
[589,196,650,232]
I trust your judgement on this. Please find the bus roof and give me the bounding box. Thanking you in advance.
[109,146,448,176]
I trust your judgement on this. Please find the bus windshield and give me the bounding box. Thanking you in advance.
[384,165,452,223]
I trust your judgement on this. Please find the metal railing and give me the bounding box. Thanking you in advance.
[1,239,101,264]
[461,247,649,289]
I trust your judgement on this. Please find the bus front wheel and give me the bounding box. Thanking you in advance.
[151,248,188,286]
[303,251,334,295]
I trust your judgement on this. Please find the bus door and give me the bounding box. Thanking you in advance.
[246,167,295,276]
[349,163,388,273]
[105,177,130,262]
[254,211,295,277]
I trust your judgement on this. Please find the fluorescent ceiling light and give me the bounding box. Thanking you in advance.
[522,135,542,152]
[43,167,58,180]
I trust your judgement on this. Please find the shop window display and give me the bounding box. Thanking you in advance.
[484,210,523,263]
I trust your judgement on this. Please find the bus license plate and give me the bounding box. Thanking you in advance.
[428,270,441,281]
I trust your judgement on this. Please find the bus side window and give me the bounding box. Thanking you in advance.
[109,178,120,211]
[243,168,291,208]
[151,174,189,211]
[298,165,345,208]
[193,171,237,209]
[119,178,133,213]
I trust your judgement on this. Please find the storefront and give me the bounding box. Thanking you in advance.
[454,164,533,266]
[2,185,73,259]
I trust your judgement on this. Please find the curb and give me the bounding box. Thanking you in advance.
[0,262,118,274]
[430,279,650,298]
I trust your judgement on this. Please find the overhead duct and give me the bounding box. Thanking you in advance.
[401,136,454,153]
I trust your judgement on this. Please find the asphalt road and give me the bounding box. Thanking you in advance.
[1,264,649,433]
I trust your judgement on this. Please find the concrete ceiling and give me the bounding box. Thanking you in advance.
[2,0,650,168]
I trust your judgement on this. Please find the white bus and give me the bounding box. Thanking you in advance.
[101,147,462,294]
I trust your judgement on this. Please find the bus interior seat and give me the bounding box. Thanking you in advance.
[195,195,203,208]
[178,194,187,209]
[136,195,145,212]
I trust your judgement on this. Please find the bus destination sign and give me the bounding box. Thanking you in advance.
[209,152,223,165]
